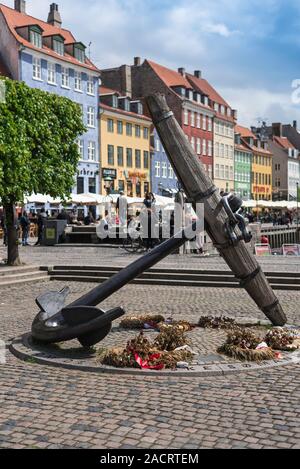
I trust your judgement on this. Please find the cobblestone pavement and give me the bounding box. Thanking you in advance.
[1,243,300,272]
[0,270,299,449]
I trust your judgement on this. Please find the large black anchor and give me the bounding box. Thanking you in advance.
[32,222,199,347]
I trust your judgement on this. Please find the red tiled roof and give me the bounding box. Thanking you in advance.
[100,102,152,122]
[0,56,10,77]
[273,136,296,150]
[99,86,119,95]
[0,4,99,72]
[146,60,192,89]
[186,73,229,108]
[235,125,256,139]
[235,143,252,153]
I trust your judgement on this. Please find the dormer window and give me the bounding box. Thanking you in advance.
[74,44,85,63]
[214,103,219,113]
[30,26,43,48]
[53,36,64,56]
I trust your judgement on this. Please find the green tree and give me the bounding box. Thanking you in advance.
[0,78,86,265]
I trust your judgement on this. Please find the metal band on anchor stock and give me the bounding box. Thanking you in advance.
[262,299,280,314]
[238,267,262,288]
[155,111,174,124]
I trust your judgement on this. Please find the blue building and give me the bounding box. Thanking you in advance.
[0,1,100,197]
[151,130,178,197]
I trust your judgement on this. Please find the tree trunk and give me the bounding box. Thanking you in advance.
[4,202,22,266]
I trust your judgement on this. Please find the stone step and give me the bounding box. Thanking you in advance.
[0,273,49,287]
[0,265,41,277]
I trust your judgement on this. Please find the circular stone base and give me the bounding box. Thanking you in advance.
[9,324,300,377]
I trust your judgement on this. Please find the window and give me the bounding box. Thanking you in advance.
[215,164,220,178]
[74,46,85,63]
[202,139,207,155]
[202,116,207,131]
[87,107,95,127]
[215,142,219,157]
[107,119,114,133]
[74,71,82,91]
[208,141,212,157]
[126,123,132,136]
[135,125,141,137]
[225,145,229,158]
[220,165,225,179]
[32,57,42,80]
[184,110,189,125]
[77,177,84,194]
[30,28,42,48]
[162,163,167,178]
[191,112,195,127]
[214,103,219,112]
[77,139,84,160]
[117,121,123,135]
[118,180,125,192]
[108,145,114,165]
[191,137,195,150]
[143,151,149,168]
[197,138,201,155]
[220,144,224,157]
[156,139,160,152]
[47,63,56,84]
[155,162,161,177]
[135,150,141,168]
[143,127,149,139]
[89,177,96,194]
[169,165,174,179]
[117,147,124,166]
[196,113,201,128]
[88,141,96,161]
[208,118,212,132]
[126,148,133,167]
[87,76,95,95]
[53,39,64,56]
[61,67,69,87]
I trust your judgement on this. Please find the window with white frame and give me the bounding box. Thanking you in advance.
[208,117,212,132]
[156,139,160,152]
[197,138,201,155]
[87,107,95,127]
[191,137,195,150]
[202,116,207,130]
[202,139,207,155]
[155,162,161,177]
[225,145,229,158]
[184,110,189,125]
[196,113,201,128]
[74,71,82,91]
[215,164,220,178]
[208,165,213,179]
[61,67,69,87]
[169,165,174,179]
[220,165,225,179]
[162,162,167,178]
[30,28,42,48]
[53,38,64,56]
[191,112,195,127]
[214,103,219,113]
[215,142,219,157]
[220,143,224,157]
[77,139,84,160]
[208,141,212,157]
[88,141,96,161]
[47,63,56,84]
[225,166,229,179]
[87,76,95,95]
[33,57,42,80]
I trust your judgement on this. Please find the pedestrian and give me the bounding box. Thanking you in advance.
[116,191,128,227]
[0,210,7,246]
[35,208,47,246]
[19,211,30,246]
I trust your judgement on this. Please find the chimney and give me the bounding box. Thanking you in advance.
[14,0,26,13]
[47,3,62,28]
[178,67,186,77]
[134,57,141,67]
[293,120,297,130]
[272,122,282,137]
[194,70,202,79]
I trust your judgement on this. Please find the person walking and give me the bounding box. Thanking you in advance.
[20,211,30,246]
[35,209,47,246]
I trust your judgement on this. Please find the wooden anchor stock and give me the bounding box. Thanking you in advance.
[146,93,287,326]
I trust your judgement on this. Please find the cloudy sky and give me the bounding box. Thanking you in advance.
[5,0,300,126]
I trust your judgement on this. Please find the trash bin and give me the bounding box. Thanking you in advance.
[44,220,67,246]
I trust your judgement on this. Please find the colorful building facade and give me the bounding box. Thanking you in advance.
[100,87,152,197]
[0,1,100,196]
[237,125,272,200]
[151,129,178,196]
[234,131,252,200]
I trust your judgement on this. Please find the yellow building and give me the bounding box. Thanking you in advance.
[236,125,273,201]
[99,87,152,197]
